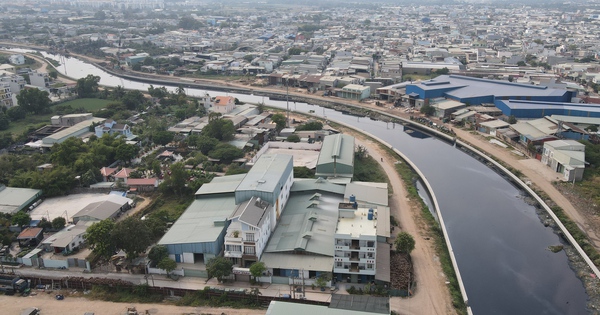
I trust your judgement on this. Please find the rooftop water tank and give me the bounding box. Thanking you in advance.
[368,208,374,220]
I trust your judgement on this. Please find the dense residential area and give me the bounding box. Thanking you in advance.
[2,0,600,315]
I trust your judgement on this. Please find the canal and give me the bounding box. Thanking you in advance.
[12,49,589,314]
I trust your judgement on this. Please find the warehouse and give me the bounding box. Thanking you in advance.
[0,185,42,214]
[316,134,355,179]
[406,75,574,106]
[495,99,600,119]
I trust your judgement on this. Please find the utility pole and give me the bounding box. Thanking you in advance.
[286,79,290,128]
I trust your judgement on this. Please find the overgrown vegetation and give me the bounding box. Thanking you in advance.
[88,284,164,303]
[175,286,263,309]
[352,145,388,184]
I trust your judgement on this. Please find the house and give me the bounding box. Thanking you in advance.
[541,140,586,182]
[212,96,236,114]
[17,227,44,247]
[478,120,511,136]
[40,224,88,254]
[9,54,25,65]
[100,167,118,182]
[127,178,159,192]
[113,168,136,184]
[431,99,466,118]
[94,120,134,139]
[224,196,273,269]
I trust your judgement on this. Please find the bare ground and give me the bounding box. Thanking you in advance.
[1,293,264,315]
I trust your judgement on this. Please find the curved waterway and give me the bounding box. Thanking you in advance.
[13,48,589,314]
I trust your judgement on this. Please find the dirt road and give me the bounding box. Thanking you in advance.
[1,293,264,315]
[351,135,455,315]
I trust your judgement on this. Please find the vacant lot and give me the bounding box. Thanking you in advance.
[57,98,112,112]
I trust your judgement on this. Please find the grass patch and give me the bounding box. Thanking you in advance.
[174,287,263,309]
[552,206,600,266]
[88,284,163,303]
[393,156,467,315]
[0,113,54,137]
[140,193,194,221]
[56,98,112,112]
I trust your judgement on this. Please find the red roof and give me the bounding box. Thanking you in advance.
[17,227,43,239]
[114,168,136,179]
[214,96,234,105]
[127,178,158,186]
[100,167,118,177]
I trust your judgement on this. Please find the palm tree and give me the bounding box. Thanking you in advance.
[176,85,186,95]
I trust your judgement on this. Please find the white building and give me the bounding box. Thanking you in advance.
[541,140,586,182]
[211,95,236,114]
[28,71,50,88]
[224,196,273,267]
[333,200,378,283]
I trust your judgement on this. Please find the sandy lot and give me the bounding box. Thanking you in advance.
[2,293,265,315]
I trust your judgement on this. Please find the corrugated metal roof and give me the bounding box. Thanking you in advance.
[260,253,333,272]
[0,186,41,214]
[236,154,293,194]
[195,174,245,195]
[344,182,388,206]
[159,195,235,245]
[317,134,354,170]
[264,191,340,256]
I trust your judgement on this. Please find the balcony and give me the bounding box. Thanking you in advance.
[225,236,243,243]
[224,250,243,258]
[350,252,359,261]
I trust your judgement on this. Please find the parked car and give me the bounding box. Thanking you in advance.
[55,294,64,300]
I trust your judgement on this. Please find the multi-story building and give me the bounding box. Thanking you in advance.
[333,199,378,283]
[0,82,13,108]
[28,71,50,88]
[224,196,273,267]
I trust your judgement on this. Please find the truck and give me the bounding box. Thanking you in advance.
[0,275,29,295]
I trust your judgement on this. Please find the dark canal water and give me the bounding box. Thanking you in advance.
[11,49,588,314]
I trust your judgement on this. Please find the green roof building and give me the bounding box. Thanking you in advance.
[316,134,355,178]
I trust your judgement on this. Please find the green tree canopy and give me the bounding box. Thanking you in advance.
[111,217,152,260]
[296,121,323,131]
[159,162,189,196]
[75,74,101,98]
[153,131,174,146]
[16,88,51,114]
[115,143,139,163]
[0,112,8,130]
[84,219,116,260]
[420,105,435,116]
[395,232,416,254]
[206,256,233,283]
[51,217,66,230]
[271,113,286,131]
[157,257,178,275]
[208,143,244,163]
[11,211,31,228]
[148,245,169,263]
[202,118,236,141]
[249,261,266,280]
[286,134,300,142]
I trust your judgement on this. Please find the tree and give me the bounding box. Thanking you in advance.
[51,217,66,230]
[294,166,314,178]
[271,113,286,131]
[111,217,152,260]
[286,134,300,142]
[75,74,101,97]
[516,61,526,67]
[395,232,415,254]
[315,272,331,289]
[434,67,449,75]
[586,125,598,133]
[420,105,435,116]
[157,257,177,276]
[148,245,169,263]
[6,106,27,121]
[296,121,323,131]
[16,88,51,114]
[85,219,116,260]
[11,211,31,228]
[160,162,188,195]
[202,118,235,141]
[249,262,266,283]
[208,143,244,163]
[48,70,58,80]
[206,256,233,283]
[153,131,174,146]
[115,143,139,163]
[508,115,517,124]
[0,112,8,130]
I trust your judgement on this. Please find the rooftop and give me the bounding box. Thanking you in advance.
[0,185,41,214]
[236,154,292,194]
[336,207,378,238]
[159,195,235,245]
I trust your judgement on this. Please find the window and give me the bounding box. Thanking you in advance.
[336,262,342,268]
[367,263,374,269]
[244,246,255,255]
[246,233,255,242]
